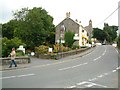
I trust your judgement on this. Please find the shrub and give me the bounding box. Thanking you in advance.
[16,50,25,56]
[72,45,80,50]
[64,31,75,47]
[117,35,120,49]
[35,45,49,54]
[53,43,59,53]
[2,37,26,57]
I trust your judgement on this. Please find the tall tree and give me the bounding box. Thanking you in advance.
[2,20,18,39]
[92,28,107,43]
[13,7,55,49]
[103,23,118,43]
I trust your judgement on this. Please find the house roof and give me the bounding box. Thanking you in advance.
[55,17,80,27]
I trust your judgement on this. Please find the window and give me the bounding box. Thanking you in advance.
[82,30,84,32]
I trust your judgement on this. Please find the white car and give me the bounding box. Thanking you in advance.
[112,43,117,47]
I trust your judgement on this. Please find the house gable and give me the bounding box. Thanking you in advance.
[55,17,80,43]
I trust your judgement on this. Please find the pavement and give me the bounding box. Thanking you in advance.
[1,46,96,71]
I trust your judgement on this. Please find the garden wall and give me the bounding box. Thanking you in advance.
[36,47,93,60]
[0,56,30,65]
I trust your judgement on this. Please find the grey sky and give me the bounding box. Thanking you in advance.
[1,0,120,28]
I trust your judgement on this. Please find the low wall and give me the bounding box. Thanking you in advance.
[36,47,93,60]
[0,56,31,65]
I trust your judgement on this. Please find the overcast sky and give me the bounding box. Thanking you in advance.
[1,0,120,29]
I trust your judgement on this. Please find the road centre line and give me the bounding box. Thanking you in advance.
[58,62,88,71]
[0,73,35,80]
[93,56,102,61]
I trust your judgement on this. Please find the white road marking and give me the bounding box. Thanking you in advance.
[67,85,76,88]
[59,67,71,70]
[76,81,87,85]
[97,75,104,78]
[116,66,120,70]
[103,73,109,75]
[0,73,35,79]
[93,83,107,88]
[112,70,117,72]
[76,81,108,88]
[85,83,95,87]
[59,62,88,71]
[93,56,102,61]
[88,78,97,81]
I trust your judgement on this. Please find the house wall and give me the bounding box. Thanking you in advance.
[55,18,79,43]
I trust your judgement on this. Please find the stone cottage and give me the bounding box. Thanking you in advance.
[55,12,93,46]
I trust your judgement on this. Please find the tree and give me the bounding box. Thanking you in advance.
[103,23,118,44]
[64,31,75,47]
[2,20,18,39]
[92,28,107,43]
[13,7,55,49]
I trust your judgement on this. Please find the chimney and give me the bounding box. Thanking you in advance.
[66,12,70,18]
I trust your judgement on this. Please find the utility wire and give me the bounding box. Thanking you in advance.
[95,5,120,27]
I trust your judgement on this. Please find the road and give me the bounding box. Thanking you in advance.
[1,45,119,89]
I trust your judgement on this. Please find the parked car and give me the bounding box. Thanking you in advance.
[112,43,117,47]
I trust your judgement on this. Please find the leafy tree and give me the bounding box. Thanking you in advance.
[2,20,18,39]
[103,23,118,44]
[64,31,75,47]
[13,7,55,49]
[92,28,107,43]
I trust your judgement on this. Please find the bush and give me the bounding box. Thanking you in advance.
[53,43,59,53]
[64,31,75,47]
[2,37,26,57]
[35,45,49,54]
[16,50,25,56]
[72,45,80,50]
[117,35,120,49]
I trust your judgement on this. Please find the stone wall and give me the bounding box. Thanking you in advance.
[0,56,30,65]
[36,47,94,60]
